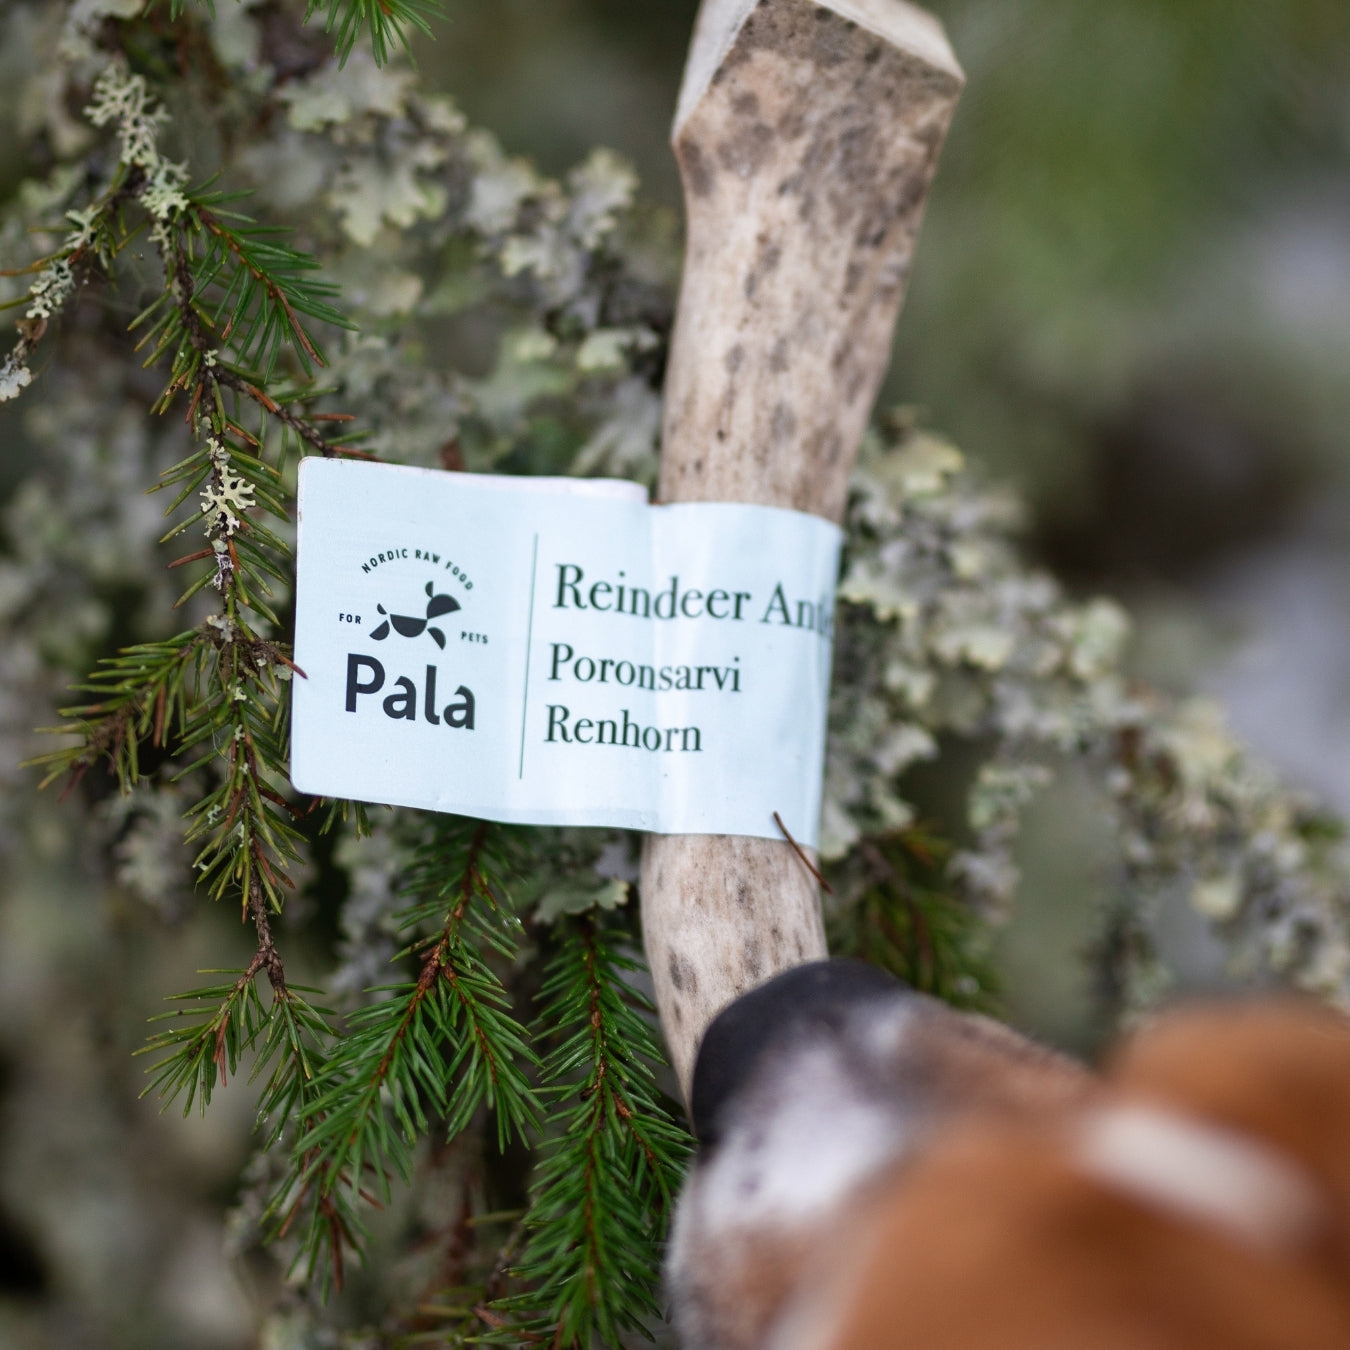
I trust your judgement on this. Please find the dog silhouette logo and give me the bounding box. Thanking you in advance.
[370,582,462,649]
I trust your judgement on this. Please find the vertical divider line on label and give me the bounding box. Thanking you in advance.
[518,532,540,779]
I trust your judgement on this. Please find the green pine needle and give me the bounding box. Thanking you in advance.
[139,971,271,1116]
[277,820,540,1290]
[304,0,444,66]
[129,194,351,386]
[25,631,204,792]
[158,0,445,66]
[496,913,693,1348]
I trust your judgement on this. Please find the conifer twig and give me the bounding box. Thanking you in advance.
[154,0,445,65]
[274,820,540,1291]
[492,912,692,1348]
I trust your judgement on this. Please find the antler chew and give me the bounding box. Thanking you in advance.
[642,0,964,1100]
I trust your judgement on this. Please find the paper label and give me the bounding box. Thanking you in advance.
[290,459,841,846]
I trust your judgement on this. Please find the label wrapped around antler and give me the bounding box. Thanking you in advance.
[290,458,841,845]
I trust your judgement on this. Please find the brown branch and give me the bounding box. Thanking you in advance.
[247,875,287,997]
[454,825,490,922]
[163,222,352,459]
[212,946,269,1087]
[362,827,492,1102]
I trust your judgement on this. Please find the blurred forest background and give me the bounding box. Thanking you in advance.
[1,0,1350,1347]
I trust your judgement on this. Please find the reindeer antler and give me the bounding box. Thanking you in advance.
[642,0,964,1100]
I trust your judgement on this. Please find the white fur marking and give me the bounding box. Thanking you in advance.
[696,1043,913,1233]
[1076,1104,1324,1252]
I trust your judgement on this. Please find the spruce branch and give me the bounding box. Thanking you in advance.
[494,912,693,1349]
[178,634,304,913]
[12,60,364,1279]
[141,878,320,1108]
[140,877,348,1277]
[155,0,444,66]
[134,191,349,384]
[141,967,273,1115]
[276,820,541,1291]
[0,53,192,401]
[305,0,445,66]
[25,62,355,897]
[0,157,146,402]
[4,62,357,439]
[27,631,204,794]
[31,615,305,916]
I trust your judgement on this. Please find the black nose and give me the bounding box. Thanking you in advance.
[690,958,908,1146]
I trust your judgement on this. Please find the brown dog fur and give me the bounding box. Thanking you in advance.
[773,1000,1350,1350]
[669,985,1090,1350]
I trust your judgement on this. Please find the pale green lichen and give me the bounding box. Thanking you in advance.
[0,356,33,402]
[829,421,1350,1004]
[85,62,188,206]
[278,48,417,132]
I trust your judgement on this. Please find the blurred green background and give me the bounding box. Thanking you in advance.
[2,0,1350,1345]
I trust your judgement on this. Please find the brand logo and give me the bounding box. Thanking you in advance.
[338,547,485,732]
[370,581,462,649]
